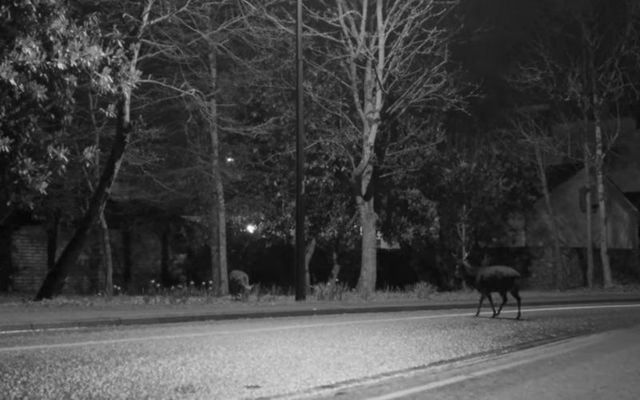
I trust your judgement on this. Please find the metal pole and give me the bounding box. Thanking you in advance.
[295,0,306,300]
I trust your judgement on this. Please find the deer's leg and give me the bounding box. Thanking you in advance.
[486,293,498,317]
[511,289,521,320]
[475,294,484,317]
[496,291,508,316]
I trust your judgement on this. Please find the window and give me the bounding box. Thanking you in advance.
[579,186,598,213]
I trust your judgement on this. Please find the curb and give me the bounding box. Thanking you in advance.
[2,295,640,333]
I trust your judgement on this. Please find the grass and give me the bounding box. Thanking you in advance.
[1,282,639,308]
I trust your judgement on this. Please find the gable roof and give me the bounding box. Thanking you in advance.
[609,166,640,193]
[536,167,638,216]
[526,167,638,249]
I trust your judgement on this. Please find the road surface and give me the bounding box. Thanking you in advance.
[1,302,639,399]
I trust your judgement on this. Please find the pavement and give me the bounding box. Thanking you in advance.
[1,291,640,333]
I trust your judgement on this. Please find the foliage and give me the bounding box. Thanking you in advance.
[7,0,640,297]
[433,146,538,254]
[305,0,468,292]
[376,137,537,288]
[0,0,109,222]
[205,2,364,259]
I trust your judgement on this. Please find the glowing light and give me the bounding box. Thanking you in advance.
[246,224,257,234]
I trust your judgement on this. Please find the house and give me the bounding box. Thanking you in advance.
[491,115,640,288]
[527,167,638,249]
[493,166,639,289]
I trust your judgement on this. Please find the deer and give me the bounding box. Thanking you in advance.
[456,252,522,320]
[229,270,253,300]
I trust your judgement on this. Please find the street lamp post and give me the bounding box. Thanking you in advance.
[295,0,306,301]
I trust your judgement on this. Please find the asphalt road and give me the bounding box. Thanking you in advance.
[1,303,640,399]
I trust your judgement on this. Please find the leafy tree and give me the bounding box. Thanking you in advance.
[0,0,105,224]
[35,0,193,299]
[181,1,358,290]
[416,143,536,285]
[244,0,470,293]
[301,0,465,294]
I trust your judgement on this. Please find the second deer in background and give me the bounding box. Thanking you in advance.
[229,270,253,300]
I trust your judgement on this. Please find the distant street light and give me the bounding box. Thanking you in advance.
[295,0,306,301]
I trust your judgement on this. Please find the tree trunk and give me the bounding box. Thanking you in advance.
[46,211,60,270]
[583,144,594,288]
[208,11,228,296]
[349,0,385,296]
[89,90,113,297]
[304,237,316,289]
[456,204,471,261]
[357,190,377,295]
[594,120,613,288]
[122,223,133,293]
[99,213,113,297]
[354,60,379,294]
[212,144,228,295]
[34,1,152,300]
[329,248,341,283]
[160,228,170,287]
[35,98,132,300]
[534,144,565,289]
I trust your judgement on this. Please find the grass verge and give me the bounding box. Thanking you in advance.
[1,282,639,308]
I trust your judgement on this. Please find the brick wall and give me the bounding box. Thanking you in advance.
[0,227,13,291]
[10,225,48,293]
[6,221,165,295]
[526,247,640,289]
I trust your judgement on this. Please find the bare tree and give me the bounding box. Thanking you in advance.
[137,0,259,295]
[511,112,567,289]
[511,0,640,288]
[297,0,464,294]
[204,2,230,296]
[581,141,595,287]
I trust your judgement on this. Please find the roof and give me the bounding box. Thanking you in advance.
[609,166,640,193]
[528,167,638,248]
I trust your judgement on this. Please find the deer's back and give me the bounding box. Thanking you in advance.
[229,270,249,284]
[476,265,520,291]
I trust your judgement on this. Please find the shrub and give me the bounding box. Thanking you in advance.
[311,281,351,301]
[407,281,438,299]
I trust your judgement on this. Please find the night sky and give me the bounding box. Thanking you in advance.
[454,0,639,128]
[453,0,542,126]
